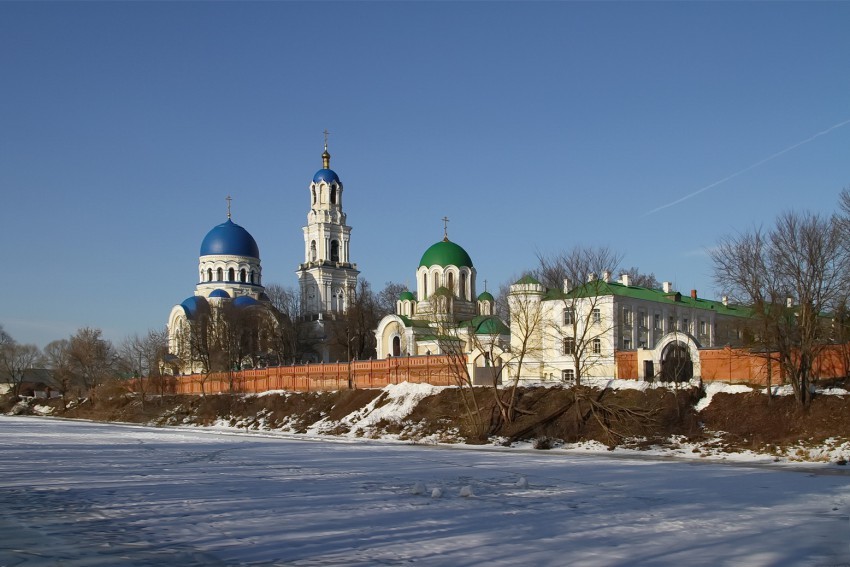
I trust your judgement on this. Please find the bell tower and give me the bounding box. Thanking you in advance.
[296,134,359,322]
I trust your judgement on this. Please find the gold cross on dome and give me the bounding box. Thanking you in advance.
[442,216,449,240]
[226,195,232,219]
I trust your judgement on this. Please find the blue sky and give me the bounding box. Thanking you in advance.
[2,2,849,349]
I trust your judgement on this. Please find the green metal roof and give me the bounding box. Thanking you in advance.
[545,280,752,318]
[419,239,473,268]
[468,315,510,336]
[513,274,541,285]
[477,291,494,301]
[398,291,415,301]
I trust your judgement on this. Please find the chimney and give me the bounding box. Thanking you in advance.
[563,278,571,293]
[690,289,697,300]
[587,272,597,282]
[662,281,673,293]
[602,270,611,283]
[620,273,630,287]
[722,295,728,306]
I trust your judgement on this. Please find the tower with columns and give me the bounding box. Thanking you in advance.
[296,137,359,324]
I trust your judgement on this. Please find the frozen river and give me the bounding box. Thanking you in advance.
[0,416,848,566]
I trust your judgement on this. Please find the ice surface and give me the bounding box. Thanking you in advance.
[0,416,848,566]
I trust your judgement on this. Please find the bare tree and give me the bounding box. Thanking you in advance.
[44,339,75,401]
[118,328,168,406]
[712,211,849,406]
[67,327,117,397]
[0,340,42,398]
[619,267,660,289]
[536,246,623,385]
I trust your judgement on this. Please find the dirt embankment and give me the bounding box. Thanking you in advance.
[8,382,849,461]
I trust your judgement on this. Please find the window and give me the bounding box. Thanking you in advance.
[562,369,575,381]
[563,337,575,355]
[310,241,317,262]
[460,273,467,299]
[683,318,689,333]
[623,308,632,326]
[240,269,246,283]
[592,338,601,354]
[592,308,601,323]
[623,337,632,350]
[639,310,647,329]
[669,316,675,331]
[207,268,213,282]
[699,320,707,335]
[423,276,428,297]
[228,268,235,281]
[330,187,337,205]
[654,314,661,331]
[563,308,575,325]
[216,267,223,281]
[330,240,339,262]
[448,272,454,294]
[434,273,439,292]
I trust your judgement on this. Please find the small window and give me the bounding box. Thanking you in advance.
[240,269,246,283]
[623,337,632,350]
[623,308,632,326]
[448,272,454,294]
[592,338,601,354]
[563,308,574,325]
[330,187,337,205]
[207,268,213,282]
[592,308,601,323]
[228,268,235,281]
[562,369,575,381]
[668,316,675,331]
[654,314,661,331]
[639,311,647,328]
[217,268,223,281]
[310,241,317,262]
[331,240,339,262]
[683,318,689,333]
[563,337,575,355]
[460,273,467,299]
[699,320,707,335]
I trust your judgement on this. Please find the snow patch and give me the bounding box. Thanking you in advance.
[696,382,753,411]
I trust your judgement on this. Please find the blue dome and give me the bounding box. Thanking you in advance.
[313,169,340,184]
[180,296,209,319]
[200,219,260,259]
[209,289,230,299]
[232,296,260,308]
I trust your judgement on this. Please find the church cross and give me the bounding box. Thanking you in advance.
[442,216,449,240]
[484,279,488,292]
[323,129,330,150]
[226,195,232,219]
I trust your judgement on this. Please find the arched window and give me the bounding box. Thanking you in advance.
[330,187,337,205]
[216,268,223,281]
[240,269,246,283]
[207,268,213,282]
[460,272,467,299]
[423,276,428,298]
[392,336,401,357]
[228,268,235,281]
[448,272,454,295]
[434,273,439,292]
[312,187,316,204]
[310,241,317,262]
[250,271,255,284]
[330,240,339,262]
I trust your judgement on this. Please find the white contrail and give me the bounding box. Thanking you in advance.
[646,117,850,215]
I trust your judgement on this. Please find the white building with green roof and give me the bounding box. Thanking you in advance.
[375,232,509,384]
[508,272,750,383]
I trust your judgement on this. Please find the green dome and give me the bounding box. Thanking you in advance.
[398,291,416,301]
[419,239,473,268]
[477,291,494,302]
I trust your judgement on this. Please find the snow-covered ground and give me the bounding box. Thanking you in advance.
[1,416,849,566]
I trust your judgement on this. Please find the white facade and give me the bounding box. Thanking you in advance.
[296,146,359,319]
[507,273,749,383]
